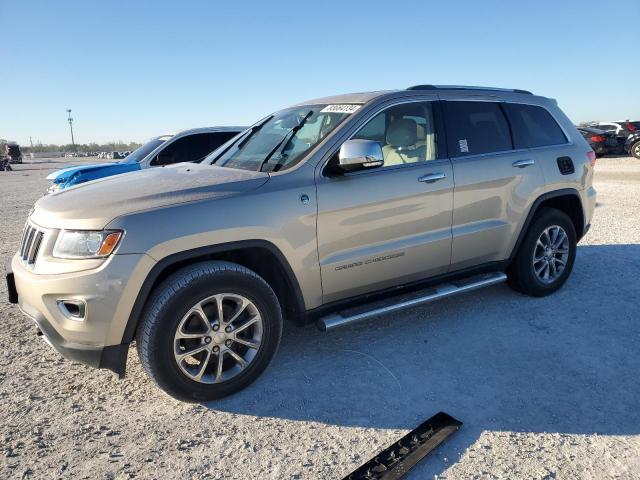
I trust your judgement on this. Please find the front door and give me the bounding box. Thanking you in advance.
[315,101,454,304]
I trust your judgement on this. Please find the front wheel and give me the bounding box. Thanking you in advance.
[136,261,283,402]
[630,140,640,159]
[508,208,577,297]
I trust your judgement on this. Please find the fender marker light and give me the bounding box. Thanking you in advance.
[98,231,123,256]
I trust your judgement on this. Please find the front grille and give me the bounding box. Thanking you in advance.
[19,224,45,266]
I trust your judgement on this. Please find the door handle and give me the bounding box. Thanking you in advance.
[512,159,535,168]
[418,172,446,183]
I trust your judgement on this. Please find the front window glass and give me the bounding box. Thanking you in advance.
[351,102,437,166]
[124,136,170,163]
[205,104,358,172]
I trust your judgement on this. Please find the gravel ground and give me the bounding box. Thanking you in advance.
[1,156,639,479]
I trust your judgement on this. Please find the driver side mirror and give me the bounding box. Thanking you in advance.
[338,139,384,172]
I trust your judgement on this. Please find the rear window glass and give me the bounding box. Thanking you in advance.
[443,101,512,157]
[504,104,567,148]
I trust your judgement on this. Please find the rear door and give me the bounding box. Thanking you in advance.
[442,99,546,270]
[316,100,454,303]
[503,102,579,196]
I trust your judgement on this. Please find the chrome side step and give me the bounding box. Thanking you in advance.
[317,272,507,332]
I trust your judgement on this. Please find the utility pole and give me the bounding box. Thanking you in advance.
[29,136,34,148]
[66,109,75,151]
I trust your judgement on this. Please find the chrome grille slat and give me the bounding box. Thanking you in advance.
[21,227,35,260]
[28,231,44,264]
[19,224,29,254]
[19,225,29,258]
[19,223,46,267]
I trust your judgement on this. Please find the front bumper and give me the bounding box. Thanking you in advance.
[26,304,128,377]
[9,252,156,376]
[7,269,123,372]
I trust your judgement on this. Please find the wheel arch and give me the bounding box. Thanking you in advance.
[626,134,640,156]
[120,240,307,345]
[509,188,585,262]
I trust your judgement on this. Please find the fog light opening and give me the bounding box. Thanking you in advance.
[57,300,86,320]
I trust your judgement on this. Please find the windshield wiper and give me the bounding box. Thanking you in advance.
[211,116,273,165]
[236,116,273,150]
[259,110,313,172]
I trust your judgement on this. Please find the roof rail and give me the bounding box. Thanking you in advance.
[406,85,533,95]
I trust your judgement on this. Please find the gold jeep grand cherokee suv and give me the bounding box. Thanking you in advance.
[7,85,596,402]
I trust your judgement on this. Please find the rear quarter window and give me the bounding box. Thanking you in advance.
[443,101,512,157]
[503,103,567,149]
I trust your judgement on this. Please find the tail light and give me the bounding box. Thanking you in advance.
[590,135,606,143]
[587,151,596,167]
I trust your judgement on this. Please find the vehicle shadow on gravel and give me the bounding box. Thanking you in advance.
[206,244,640,475]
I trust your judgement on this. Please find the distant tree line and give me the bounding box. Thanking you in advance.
[0,139,142,154]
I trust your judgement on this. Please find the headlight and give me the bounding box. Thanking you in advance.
[53,230,123,259]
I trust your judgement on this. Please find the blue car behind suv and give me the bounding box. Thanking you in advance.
[47,127,244,192]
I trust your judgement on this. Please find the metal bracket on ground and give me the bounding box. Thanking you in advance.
[342,411,463,480]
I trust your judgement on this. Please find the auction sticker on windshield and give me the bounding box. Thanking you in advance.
[320,104,361,114]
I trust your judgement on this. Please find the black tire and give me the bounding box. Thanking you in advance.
[630,140,640,159]
[507,208,577,297]
[136,261,283,402]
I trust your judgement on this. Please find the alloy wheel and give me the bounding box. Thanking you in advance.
[532,225,570,284]
[173,293,263,384]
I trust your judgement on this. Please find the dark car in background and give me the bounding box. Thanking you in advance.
[577,127,618,157]
[47,126,244,192]
[623,124,640,159]
[587,120,640,155]
[588,120,639,138]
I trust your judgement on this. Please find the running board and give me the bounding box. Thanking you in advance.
[318,272,507,332]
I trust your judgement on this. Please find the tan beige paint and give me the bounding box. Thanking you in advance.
[12,88,595,352]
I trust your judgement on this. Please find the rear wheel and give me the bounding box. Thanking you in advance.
[508,208,577,297]
[136,261,283,402]
[630,140,640,159]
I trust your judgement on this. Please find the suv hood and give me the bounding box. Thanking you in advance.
[32,163,269,230]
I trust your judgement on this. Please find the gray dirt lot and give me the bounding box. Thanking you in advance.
[1,156,639,479]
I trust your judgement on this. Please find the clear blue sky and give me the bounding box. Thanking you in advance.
[1,0,639,145]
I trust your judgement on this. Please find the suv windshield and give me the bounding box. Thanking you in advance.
[205,104,360,172]
[123,136,171,163]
